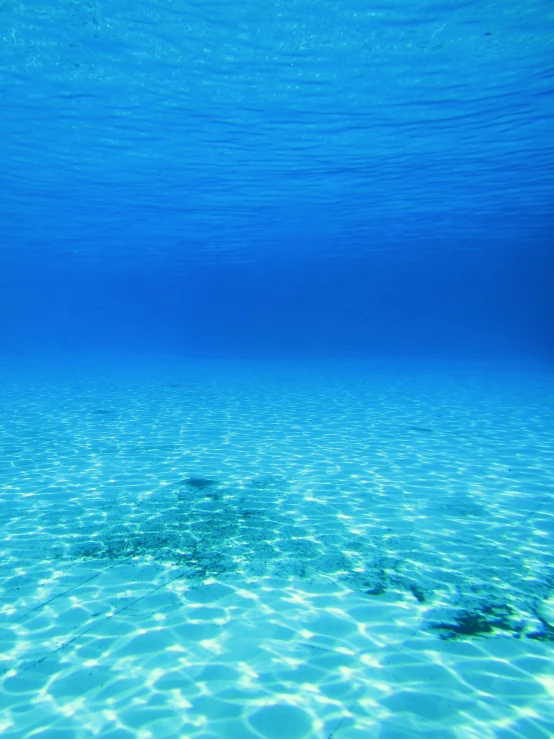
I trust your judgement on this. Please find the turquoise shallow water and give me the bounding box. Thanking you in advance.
[1,359,553,738]
[1,3,553,734]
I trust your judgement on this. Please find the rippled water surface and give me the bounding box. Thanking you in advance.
[1,0,553,266]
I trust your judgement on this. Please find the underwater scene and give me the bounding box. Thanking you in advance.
[1,1,554,738]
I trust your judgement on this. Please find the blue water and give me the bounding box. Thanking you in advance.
[1,2,554,737]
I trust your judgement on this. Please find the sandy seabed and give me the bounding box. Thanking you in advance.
[1,359,553,738]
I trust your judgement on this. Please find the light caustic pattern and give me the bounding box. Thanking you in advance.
[0,361,553,738]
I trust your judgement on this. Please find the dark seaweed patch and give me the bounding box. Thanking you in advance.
[347,569,388,596]
[239,509,259,518]
[429,603,517,640]
[365,581,387,596]
[43,471,551,645]
[527,615,554,642]
[180,477,219,490]
[407,583,426,603]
